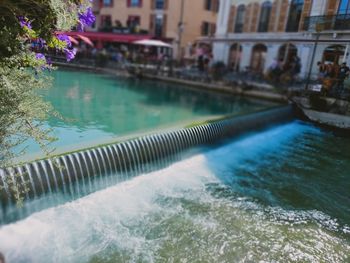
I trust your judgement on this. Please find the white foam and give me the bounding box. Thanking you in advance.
[1,122,348,263]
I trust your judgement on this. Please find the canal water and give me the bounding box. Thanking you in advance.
[18,69,273,157]
[1,121,349,262]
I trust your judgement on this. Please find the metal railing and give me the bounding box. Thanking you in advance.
[303,14,350,32]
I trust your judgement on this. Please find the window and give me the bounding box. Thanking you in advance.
[204,0,212,11]
[201,22,216,36]
[127,0,142,7]
[127,16,141,33]
[101,15,112,28]
[215,0,220,12]
[234,5,245,33]
[154,14,164,37]
[127,16,140,26]
[155,0,164,9]
[102,0,113,7]
[258,1,272,32]
[338,0,350,14]
[286,0,304,32]
[202,22,210,35]
[335,0,350,30]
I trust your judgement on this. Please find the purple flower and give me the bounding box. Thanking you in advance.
[57,34,72,48]
[19,16,32,29]
[64,48,77,62]
[46,57,52,65]
[36,38,46,48]
[78,7,96,31]
[35,53,45,60]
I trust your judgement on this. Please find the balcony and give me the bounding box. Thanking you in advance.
[303,15,350,32]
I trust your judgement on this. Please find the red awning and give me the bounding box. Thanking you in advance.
[59,31,152,44]
[68,36,79,45]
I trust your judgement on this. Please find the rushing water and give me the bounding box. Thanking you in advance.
[18,69,272,157]
[1,121,349,262]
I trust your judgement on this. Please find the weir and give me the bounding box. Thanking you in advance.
[0,106,293,223]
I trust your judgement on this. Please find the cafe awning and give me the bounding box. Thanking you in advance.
[77,34,94,47]
[61,31,152,44]
[68,36,79,45]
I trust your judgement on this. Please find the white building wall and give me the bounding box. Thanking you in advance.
[213,0,232,63]
[216,0,232,36]
[213,43,230,63]
[211,0,350,77]
[296,44,312,78]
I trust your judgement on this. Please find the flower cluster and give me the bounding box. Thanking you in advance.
[19,16,32,29]
[17,2,95,67]
[56,34,72,47]
[78,7,96,31]
[56,33,77,62]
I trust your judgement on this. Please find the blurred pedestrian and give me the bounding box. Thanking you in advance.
[317,61,326,80]
[337,62,349,95]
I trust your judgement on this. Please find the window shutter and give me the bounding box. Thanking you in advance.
[243,4,251,32]
[210,23,216,36]
[164,0,169,10]
[278,0,289,32]
[127,0,131,7]
[212,0,218,12]
[326,0,338,15]
[139,0,143,7]
[250,3,260,32]
[150,14,155,34]
[162,14,167,37]
[268,1,277,32]
[227,5,236,33]
[299,0,312,31]
[151,0,155,9]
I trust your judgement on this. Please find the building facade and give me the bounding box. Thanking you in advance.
[210,0,350,78]
[92,0,219,57]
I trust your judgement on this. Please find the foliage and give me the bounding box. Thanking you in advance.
[0,0,94,166]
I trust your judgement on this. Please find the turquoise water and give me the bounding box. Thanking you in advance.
[20,69,272,156]
[1,121,349,262]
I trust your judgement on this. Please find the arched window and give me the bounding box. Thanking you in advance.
[234,5,245,33]
[258,1,272,32]
[338,0,350,14]
[286,0,304,32]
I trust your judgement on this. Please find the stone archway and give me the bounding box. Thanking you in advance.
[322,45,346,64]
[278,43,298,70]
[250,43,268,73]
[229,43,243,71]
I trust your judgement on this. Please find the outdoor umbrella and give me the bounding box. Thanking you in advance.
[133,39,172,48]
